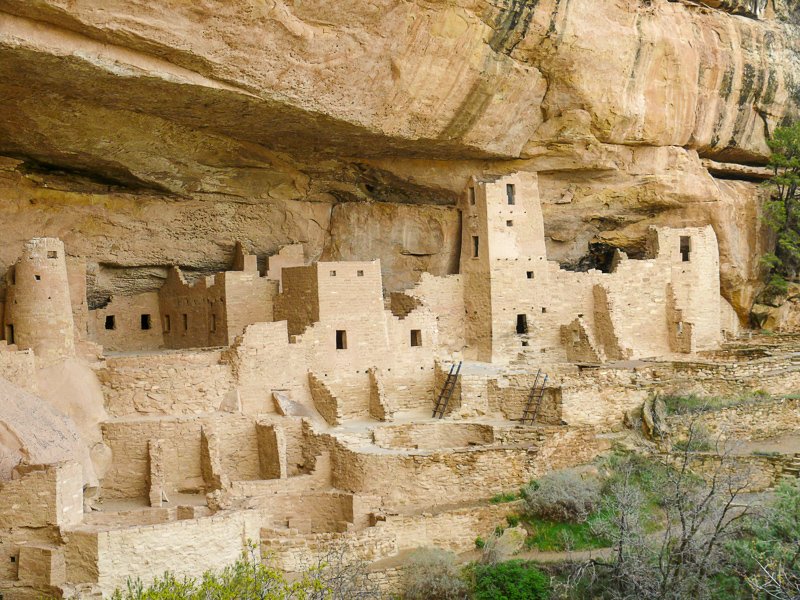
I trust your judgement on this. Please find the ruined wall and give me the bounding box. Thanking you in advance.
[97,350,235,417]
[0,344,37,393]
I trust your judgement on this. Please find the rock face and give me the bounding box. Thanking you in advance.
[0,0,798,317]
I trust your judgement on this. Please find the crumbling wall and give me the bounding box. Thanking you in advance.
[97,350,235,416]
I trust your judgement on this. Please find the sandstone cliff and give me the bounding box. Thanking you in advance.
[1,0,799,318]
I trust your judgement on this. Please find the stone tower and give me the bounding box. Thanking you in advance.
[3,238,76,363]
[460,172,546,362]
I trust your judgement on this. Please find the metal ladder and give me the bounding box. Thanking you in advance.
[432,361,462,419]
[521,369,548,425]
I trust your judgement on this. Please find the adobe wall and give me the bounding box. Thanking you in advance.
[0,461,83,530]
[405,273,465,353]
[66,510,264,595]
[97,350,235,417]
[100,414,260,499]
[88,292,163,352]
[159,268,227,349]
[274,264,319,336]
[329,442,537,511]
[222,271,276,343]
[559,367,651,427]
[66,256,89,344]
[372,422,495,450]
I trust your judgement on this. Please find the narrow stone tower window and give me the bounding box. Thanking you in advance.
[526,271,534,279]
[47,251,57,259]
[182,314,188,331]
[506,184,516,205]
[210,314,217,333]
[680,236,691,262]
[472,236,479,258]
[336,330,347,350]
[516,314,528,335]
[140,314,152,330]
[469,187,476,205]
[163,315,171,333]
[5,324,14,345]
[506,220,513,227]
[105,315,116,330]
[410,329,422,347]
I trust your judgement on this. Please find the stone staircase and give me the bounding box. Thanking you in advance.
[782,453,800,481]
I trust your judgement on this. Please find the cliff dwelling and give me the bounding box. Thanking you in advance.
[0,173,748,597]
[1,0,800,598]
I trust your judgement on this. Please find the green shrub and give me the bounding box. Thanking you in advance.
[475,536,486,549]
[522,470,601,523]
[506,514,520,528]
[403,548,470,600]
[470,560,549,600]
[490,491,519,504]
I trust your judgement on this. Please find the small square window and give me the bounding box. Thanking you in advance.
[526,271,534,279]
[357,270,364,277]
[47,251,57,259]
[34,274,41,281]
[410,329,422,347]
[506,220,513,227]
[330,270,337,277]
[105,315,116,330]
[10,555,15,563]
[541,307,547,314]
[140,314,151,330]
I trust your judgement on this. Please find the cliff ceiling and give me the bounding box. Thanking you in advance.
[1,0,799,315]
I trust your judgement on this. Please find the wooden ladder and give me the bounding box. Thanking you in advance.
[521,369,548,425]
[432,361,462,419]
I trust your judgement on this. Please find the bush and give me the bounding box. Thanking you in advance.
[403,548,470,600]
[522,470,601,523]
[470,560,549,600]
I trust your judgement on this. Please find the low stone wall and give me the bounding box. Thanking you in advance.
[372,422,494,450]
[669,452,793,492]
[66,509,265,596]
[97,350,235,417]
[667,397,800,441]
[262,502,516,573]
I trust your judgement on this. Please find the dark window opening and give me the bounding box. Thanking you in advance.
[9,268,15,285]
[410,329,422,347]
[182,314,188,331]
[34,275,41,281]
[506,183,516,205]
[469,187,476,205]
[10,556,15,563]
[357,270,364,277]
[163,315,171,333]
[680,236,691,262]
[676,322,683,334]
[506,220,513,227]
[104,315,115,330]
[526,271,534,279]
[5,324,14,345]
[210,314,217,333]
[47,251,57,259]
[330,270,337,277]
[140,314,151,330]
[541,307,547,314]
[472,236,480,258]
[516,314,528,335]
[336,330,347,350]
